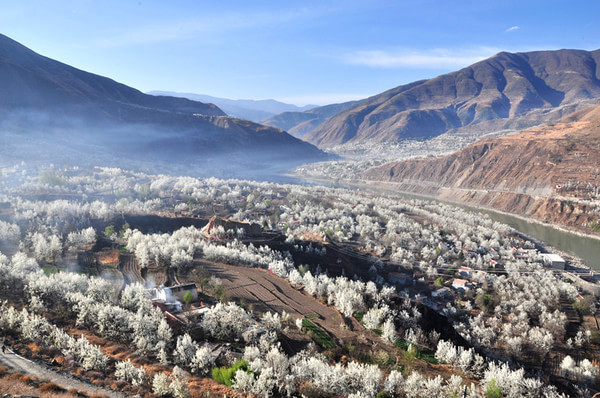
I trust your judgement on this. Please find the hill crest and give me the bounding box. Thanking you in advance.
[363,105,600,234]
[304,48,600,147]
[0,33,326,176]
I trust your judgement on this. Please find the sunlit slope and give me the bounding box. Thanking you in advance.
[306,49,600,147]
[363,105,600,233]
[0,33,326,173]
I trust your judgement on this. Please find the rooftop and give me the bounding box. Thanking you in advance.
[541,253,565,262]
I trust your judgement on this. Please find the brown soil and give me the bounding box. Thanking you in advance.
[363,105,600,235]
[118,253,144,286]
[193,259,365,345]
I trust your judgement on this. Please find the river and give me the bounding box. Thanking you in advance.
[283,174,600,270]
[478,208,600,270]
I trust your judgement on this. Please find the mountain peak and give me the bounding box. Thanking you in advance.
[0,33,326,176]
[304,48,600,147]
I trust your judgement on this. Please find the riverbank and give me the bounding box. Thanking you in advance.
[286,172,600,270]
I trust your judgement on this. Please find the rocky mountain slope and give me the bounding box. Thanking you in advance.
[262,100,358,139]
[0,33,326,175]
[147,90,316,122]
[305,49,600,147]
[363,105,600,234]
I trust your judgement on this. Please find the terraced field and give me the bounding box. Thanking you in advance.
[196,259,379,348]
[118,253,144,286]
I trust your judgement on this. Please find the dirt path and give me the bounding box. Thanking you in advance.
[0,347,126,398]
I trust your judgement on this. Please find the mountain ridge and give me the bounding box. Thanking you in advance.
[147,90,316,122]
[362,105,600,234]
[261,100,359,139]
[304,48,600,147]
[0,33,327,176]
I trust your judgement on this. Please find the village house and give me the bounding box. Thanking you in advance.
[541,253,566,270]
[475,270,488,278]
[152,283,199,306]
[458,266,473,278]
[422,298,440,311]
[452,278,473,292]
[432,287,452,299]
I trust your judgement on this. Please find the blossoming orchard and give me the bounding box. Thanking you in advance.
[0,164,597,396]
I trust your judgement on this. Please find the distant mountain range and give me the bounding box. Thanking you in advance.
[363,104,600,234]
[147,91,316,122]
[261,101,359,139]
[0,33,326,176]
[303,49,600,147]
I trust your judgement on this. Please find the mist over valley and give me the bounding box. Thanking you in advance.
[2,3,600,396]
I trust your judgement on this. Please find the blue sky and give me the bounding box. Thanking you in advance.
[2,1,599,105]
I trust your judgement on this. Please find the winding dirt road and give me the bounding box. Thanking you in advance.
[0,346,125,398]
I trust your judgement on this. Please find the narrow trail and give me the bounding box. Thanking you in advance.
[0,347,126,398]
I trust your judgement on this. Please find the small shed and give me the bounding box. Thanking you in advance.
[458,266,473,278]
[168,283,199,302]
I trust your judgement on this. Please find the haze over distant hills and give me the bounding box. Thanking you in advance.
[147,91,316,122]
[261,101,359,139]
[0,33,326,176]
[304,49,600,147]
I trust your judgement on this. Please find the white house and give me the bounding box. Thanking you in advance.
[541,253,566,270]
[458,266,473,278]
[452,278,472,291]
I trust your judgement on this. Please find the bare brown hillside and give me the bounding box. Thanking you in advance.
[306,49,600,147]
[363,105,600,233]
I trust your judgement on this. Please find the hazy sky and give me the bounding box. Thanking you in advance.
[2,1,599,105]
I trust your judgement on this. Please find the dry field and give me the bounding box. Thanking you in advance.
[195,259,381,348]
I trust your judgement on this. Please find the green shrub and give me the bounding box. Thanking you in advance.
[486,379,502,398]
[212,359,249,387]
[183,291,194,305]
[104,225,115,238]
[302,319,335,348]
[591,331,600,346]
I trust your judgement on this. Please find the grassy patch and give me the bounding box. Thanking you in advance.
[416,347,438,364]
[76,267,98,277]
[394,339,438,364]
[394,338,409,350]
[42,266,58,276]
[212,359,249,387]
[354,311,365,322]
[302,319,335,349]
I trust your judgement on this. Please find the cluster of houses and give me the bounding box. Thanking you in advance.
[385,241,577,315]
